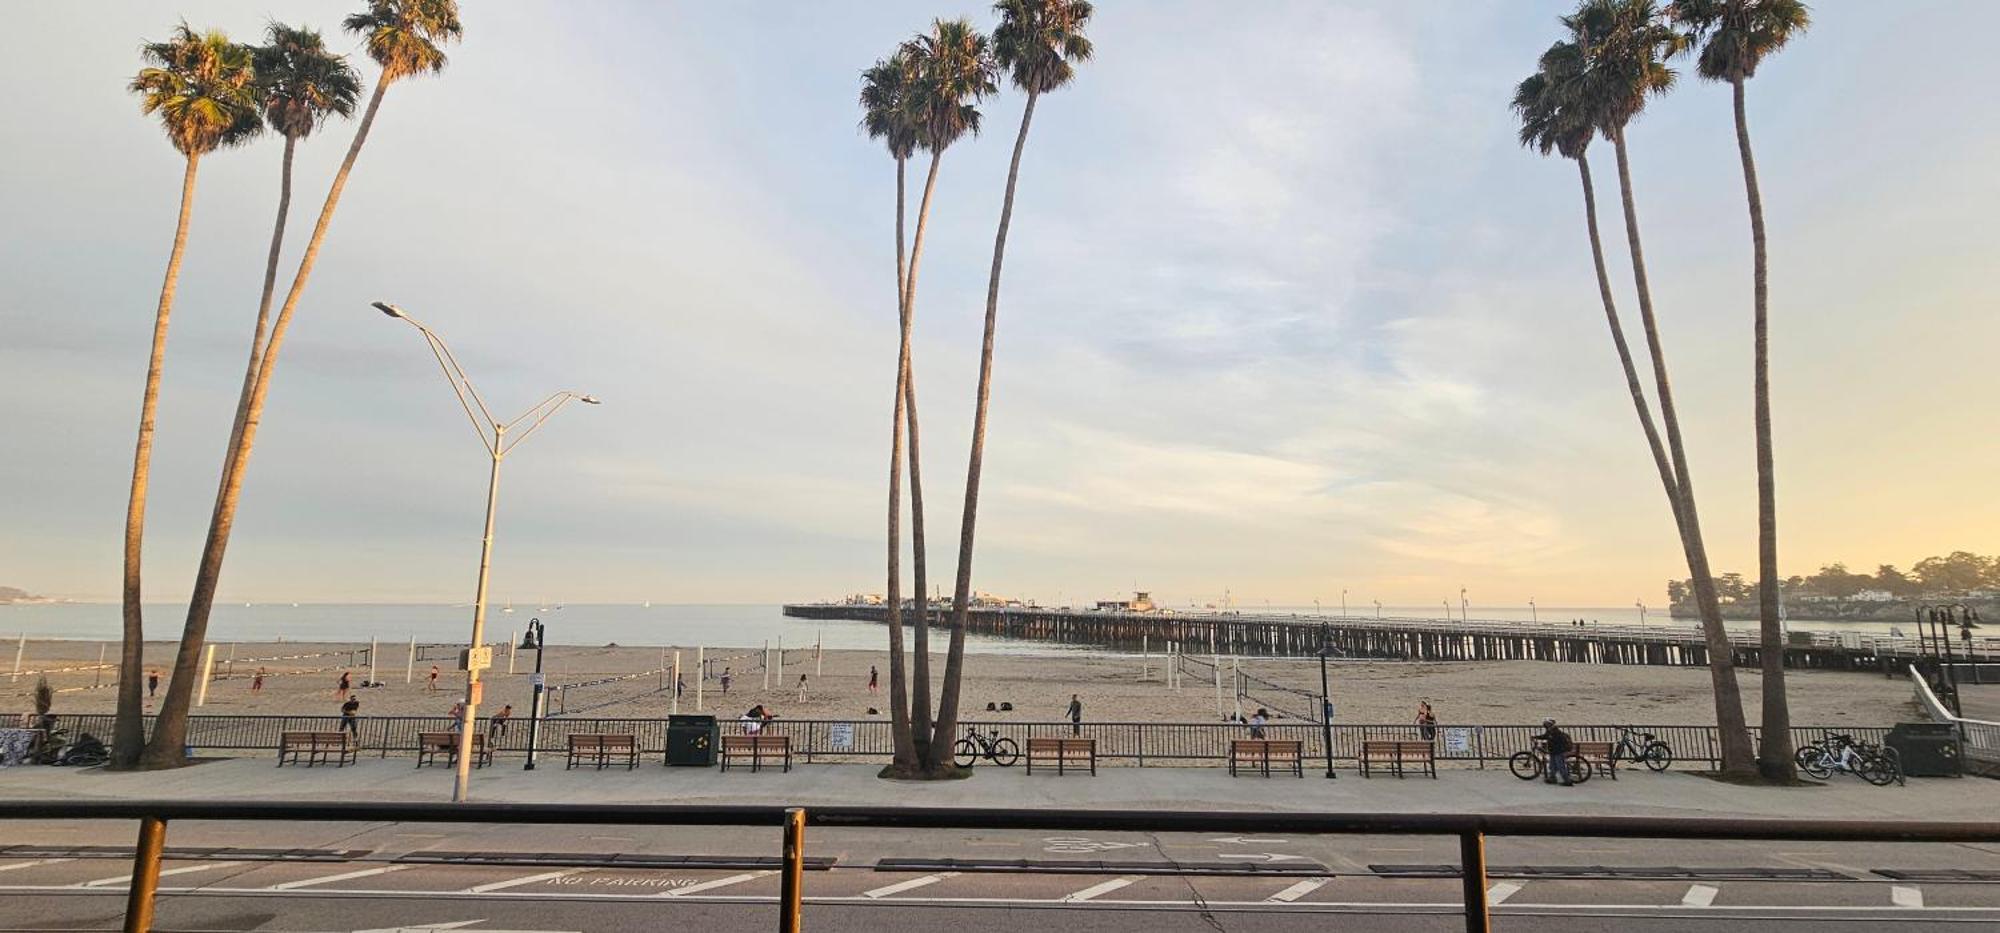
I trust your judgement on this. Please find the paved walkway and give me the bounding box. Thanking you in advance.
[3,756,1994,822]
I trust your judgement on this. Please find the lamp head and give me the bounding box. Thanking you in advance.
[579,395,601,405]
[371,301,406,319]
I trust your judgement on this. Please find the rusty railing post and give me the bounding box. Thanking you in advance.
[780,807,805,933]
[123,815,168,933]
[1459,828,1490,933]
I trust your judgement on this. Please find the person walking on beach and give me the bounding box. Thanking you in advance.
[1537,717,1574,787]
[867,665,879,694]
[1065,694,1084,737]
[147,670,160,698]
[339,696,360,738]
[676,674,686,699]
[427,665,440,694]
[796,674,808,703]
[488,704,512,740]
[336,670,352,698]
[720,667,733,695]
[251,668,266,692]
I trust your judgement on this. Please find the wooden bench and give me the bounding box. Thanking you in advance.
[720,734,791,772]
[1228,739,1304,777]
[278,731,355,768]
[1026,737,1096,775]
[1573,741,1616,780]
[1359,739,1436,778]
[414,731,489,769]
[567,733,640,770]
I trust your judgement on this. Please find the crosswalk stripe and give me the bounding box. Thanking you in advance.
[660,871,774,897]
[863,872,957,899]
[1063,877,1137,902]
[1682,884,1719,907]
[1891,885,1924,908]
[1487,881,1523,905]
[80,861,241,888]
[465,869,584,893]
[0,859,75,873]
[270,864,412,890]
[1268,877,1330,903]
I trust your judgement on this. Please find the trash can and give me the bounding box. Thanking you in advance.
[666,714,718,766]
[1884,722,1961,777]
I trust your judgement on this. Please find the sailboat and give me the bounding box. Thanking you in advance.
[502,601,515,614]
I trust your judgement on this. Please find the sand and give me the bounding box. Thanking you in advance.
[2,638,1922,728]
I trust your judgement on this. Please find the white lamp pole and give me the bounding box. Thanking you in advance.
[373,301,597,803]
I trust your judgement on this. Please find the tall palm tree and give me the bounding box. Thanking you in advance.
[1565,0,1755,775]
[895,18,996,771]
[143,0,461,768]
[860,51,922,772]
[115,25,261,769]
[1670,0,1809,781]
[929,0,1092,770]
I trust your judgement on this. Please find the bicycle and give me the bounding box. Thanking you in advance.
[952,727,1021,768]
[1509,739,1592,784]
[1609,726,1673,772]
[1795,732,1900,786]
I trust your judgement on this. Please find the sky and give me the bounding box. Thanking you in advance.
[2,2,1996,610]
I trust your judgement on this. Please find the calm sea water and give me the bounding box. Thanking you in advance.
[0,601,1907,648]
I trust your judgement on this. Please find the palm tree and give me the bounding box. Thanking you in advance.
[860,51,922,773]
[1669,0,1809,782]
[1564,0,1756,775]
[115,24,261,769]
[895,18,996,772]
[142,0,460,768]
[929,0,1092,771]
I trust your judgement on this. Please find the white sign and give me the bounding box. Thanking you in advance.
[460,646,492,672]
[1442,727,1472,754]
[529,672,545,689]
[829,722,855,751]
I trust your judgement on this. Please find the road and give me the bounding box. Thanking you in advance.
[3,820,1999,931]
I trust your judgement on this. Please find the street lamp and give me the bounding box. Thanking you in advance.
[1460,587,1468,623]
[1373,599,1381,620]
[1341,589,1347,619]
[1636,600,1647,628]
[520,618,548,770]
[1317,637,1338,780]
[1529,597,1537,624]
[373,300,598,802]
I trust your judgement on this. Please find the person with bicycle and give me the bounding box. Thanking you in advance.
[1538,717,1574,786]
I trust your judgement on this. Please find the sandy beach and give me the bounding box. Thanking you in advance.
[3,638,1921,728]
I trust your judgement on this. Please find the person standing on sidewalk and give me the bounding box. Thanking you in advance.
[339,696,361,738]
[1538,717,1574,786]
[1065,694,1084,737]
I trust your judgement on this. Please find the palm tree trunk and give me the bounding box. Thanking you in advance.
[1578,155,1687,547]
[900,151,944,764]
[1735,76,1792,780]
[885,154,916,772]
[114,152,201,769]
[929,91,1040,768]
[1609,127,1756,776]
[212,135,296,506]
[144,80,393,767]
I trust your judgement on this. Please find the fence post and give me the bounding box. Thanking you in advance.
[123,815,168,933]
[1459,829,1491,933]
[780,807,806,933]
[697,646,705,712]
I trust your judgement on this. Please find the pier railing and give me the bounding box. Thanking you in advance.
[19,712,1892,770]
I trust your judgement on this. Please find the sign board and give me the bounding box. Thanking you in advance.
[460,646,493,672]
[1442,727,1472,755]
[468,681,484,705]
[529,672,546,689]
[829,722,855,751]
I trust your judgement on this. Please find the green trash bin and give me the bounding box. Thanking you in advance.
[1884,722,1961,777]
[666,714,718,766]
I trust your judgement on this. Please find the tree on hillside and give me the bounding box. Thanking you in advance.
[115,24,262,769]
[1670,0,1810,783]
[930,0,1094,773]
[143,0,462,769]
[1911,552,1995,594]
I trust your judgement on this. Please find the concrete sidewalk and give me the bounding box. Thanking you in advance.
[2,756,1994,822]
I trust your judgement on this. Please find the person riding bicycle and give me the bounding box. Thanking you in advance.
[1538,718,1574,786]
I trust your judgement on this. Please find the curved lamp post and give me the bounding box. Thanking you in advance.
[373,301,597,802]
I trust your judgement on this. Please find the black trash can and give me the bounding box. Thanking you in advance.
[666,714,719,766]
[1884,722,1961,777]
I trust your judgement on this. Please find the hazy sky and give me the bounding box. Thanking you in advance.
[3,2,1996,608]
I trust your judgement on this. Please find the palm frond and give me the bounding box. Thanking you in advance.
[256,22,363,138]
[130,22,263,156]
[1669,0,1809,82]
[344,0,463,83]
[993,0,1094,95]
[903,18,998,154]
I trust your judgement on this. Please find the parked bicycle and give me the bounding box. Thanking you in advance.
[953,727,1021,768]
[1509,739,1592,784]
[1794,732,1901,786]
[1609,726,1673,772]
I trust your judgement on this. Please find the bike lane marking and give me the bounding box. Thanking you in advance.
[0,859,74,873]
[1267,878,1330,903]
[465,869,585,894]
[1486,881,1522,905]
[863,872,958,899]
[79,861,242,887]
[1062,877,1138,902]
[270,865,412,890]
[1681,884,1719,907]
[660,871,774,897]
[1891,885,1924,908]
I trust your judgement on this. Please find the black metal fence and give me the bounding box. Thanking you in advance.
[24,712,1890,769]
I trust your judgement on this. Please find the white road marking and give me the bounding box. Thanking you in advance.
[1487,881,1523,905]
[1891,885,1924,908]
[79,861,242,887]
[863,872,958,899]
[1062,877,1137,902]
[270,864,412,890]
[465,869,584,893]
[0,858,75,873]
[1682,884,1719,907]
[1267,878,1330,903]
[659,871,774,897]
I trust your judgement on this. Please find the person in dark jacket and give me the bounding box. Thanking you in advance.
[1538,717,1573,786]
[1065,694,1084,736]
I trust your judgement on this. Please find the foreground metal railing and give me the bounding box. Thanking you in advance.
[2,799,1996,933]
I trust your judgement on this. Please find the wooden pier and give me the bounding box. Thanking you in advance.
[781,603,1998,672]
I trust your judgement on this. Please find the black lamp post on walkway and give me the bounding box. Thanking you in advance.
[1318,626,1337,780]
[520,618,548,770]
